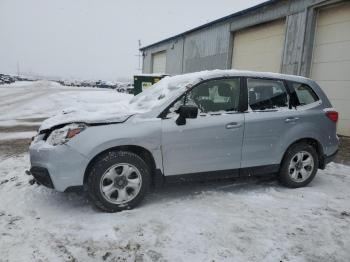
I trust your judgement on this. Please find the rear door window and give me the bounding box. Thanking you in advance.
[292,82,319,106]
[247,78,289,111]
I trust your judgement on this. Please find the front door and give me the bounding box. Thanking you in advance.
[161,78,244,176]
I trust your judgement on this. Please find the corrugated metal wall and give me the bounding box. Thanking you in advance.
[183,23,231,73]
[142,38,184,75]
[141,0,345,77]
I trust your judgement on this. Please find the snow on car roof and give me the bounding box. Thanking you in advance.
[175,69,310,83]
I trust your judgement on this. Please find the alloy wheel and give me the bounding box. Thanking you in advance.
[288,151,315,183]
[100,163,142,204]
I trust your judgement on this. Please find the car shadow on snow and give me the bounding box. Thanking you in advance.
[144,175,279,204]
[31,173,325,213]
[29,175,277,212]
[143,172,330,208]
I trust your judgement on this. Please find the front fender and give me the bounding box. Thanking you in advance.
[67,118,163,169]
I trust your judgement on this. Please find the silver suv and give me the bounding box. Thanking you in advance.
[29,70,339,212]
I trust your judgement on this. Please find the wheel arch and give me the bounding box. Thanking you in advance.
[281,138,325,169]
[83,145,160,187]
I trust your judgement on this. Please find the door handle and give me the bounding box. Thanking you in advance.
[285,117,300,123]
[226,122,242,129]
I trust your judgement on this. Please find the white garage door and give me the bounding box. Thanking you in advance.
[311,2,350,136]
[232,19,285,73]
[152,51,167,74]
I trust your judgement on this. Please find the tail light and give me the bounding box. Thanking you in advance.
[326,111,338,123]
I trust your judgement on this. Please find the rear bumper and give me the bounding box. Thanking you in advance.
[324,150,338,165]
[320,150,338,169]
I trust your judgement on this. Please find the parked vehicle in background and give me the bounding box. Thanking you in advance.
[114,82,134,94]
[29,70,339,212]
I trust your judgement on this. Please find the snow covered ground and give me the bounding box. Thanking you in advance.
[0,80,132,125]
[0,81,350,261]
[1,155,350,261]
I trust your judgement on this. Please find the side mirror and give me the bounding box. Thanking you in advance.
[176,105,198,125]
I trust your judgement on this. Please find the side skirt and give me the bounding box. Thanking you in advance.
[240,164,280,177]
[163,164,280,184]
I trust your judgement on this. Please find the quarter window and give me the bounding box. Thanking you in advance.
[247,78,289,110]
[292,83,319,106]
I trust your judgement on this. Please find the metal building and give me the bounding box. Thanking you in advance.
[140,0,350,136]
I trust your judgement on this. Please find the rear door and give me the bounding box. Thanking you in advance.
[161,78,244,176]
[242,78,299,168]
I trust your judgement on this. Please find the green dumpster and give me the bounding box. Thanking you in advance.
[133,74,168,95]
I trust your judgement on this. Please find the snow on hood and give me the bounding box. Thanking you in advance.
[39,109,134,131]
[39,93,139,131]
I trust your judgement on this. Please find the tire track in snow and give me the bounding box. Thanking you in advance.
[0,88,31,100]
[0,88,73,121]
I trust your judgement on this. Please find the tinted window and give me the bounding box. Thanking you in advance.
[185,78,241,113]
[292,83,319,105]
[247,78,289,110]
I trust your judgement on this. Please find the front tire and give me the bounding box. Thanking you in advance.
[87,151,151,212]
[279,143,319,188]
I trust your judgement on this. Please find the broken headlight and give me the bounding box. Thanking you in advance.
[46,123,87,146]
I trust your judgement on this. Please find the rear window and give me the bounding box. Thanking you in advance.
[292,83,319,106]
[247,78,289,110]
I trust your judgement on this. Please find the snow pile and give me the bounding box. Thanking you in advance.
[0,81,133,128]
[0,131,37,140]
[1,80,68,89]
[0,155,349,261]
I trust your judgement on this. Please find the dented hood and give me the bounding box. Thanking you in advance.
[39,108,135,131]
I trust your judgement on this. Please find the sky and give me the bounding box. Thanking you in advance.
[0,0,266,81]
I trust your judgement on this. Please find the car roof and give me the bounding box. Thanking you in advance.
[187,69,311,83]
[160,70,313,93]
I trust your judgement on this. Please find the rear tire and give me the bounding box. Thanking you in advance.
[87,151,151,212]
[279,143,319,188]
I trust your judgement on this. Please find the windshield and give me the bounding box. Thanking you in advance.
[129,75,196,112]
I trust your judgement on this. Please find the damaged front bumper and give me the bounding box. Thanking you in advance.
[29,140,88,192]
[26,167,54,188]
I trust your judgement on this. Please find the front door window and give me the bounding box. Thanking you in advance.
[186,78,241,113]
